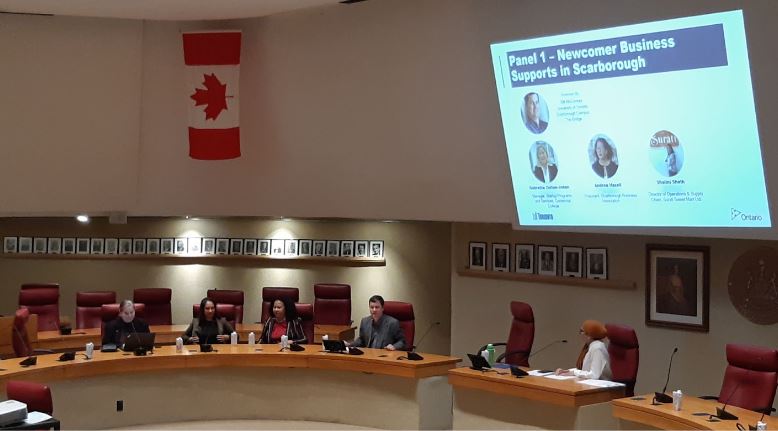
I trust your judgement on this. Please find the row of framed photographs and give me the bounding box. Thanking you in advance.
[3,237,385,259]
[468,242,608,279]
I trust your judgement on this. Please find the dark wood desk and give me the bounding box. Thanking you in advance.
[613,394,778,430]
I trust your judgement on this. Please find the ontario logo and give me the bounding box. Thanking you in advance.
[731,208,763,222]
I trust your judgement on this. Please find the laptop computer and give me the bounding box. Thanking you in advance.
[122,332,155,352]
[322,339,347,353]
[467,353,491,371]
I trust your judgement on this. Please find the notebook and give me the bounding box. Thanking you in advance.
[467,353,491,370]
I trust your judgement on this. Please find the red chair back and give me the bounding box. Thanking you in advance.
[12,308,33,357]
[192,303,237,326]
[76,291,117,329]
[100,303,146,338]
[207,289,245,323]
[295,303,314,344]
[383,301,415,351]
[18,287,60,331]
[133,288,172,325]
[7,381,53,414]
[717,343,778,412]
[313,284,351,325]
[261,287,299,322]
[21,283,60,290]
[505,301,535,367]
[605,323,639,397]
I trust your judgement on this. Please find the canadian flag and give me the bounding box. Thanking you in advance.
[183,31,241,160]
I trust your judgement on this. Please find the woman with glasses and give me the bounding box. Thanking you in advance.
[554,320,612,380]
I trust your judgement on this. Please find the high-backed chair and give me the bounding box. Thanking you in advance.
[261,287,299,322]
[383,301,415,351]
[76,291,117,329]
[605,323,639,397]
[100,303,146,338]
[207,289,245,323]
[12,308,53,358]
[18,287,60,331]
[133,288,172,325]
[192,303,237,326]
[21,283,60,291]
[295,303,314,344]
[313,283,351,325]
[706,344,778,413]
[6,381,53,415]
[480,301,535,367]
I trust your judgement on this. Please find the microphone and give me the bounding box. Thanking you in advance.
[653,347,678,404]
[529,339,568,359]
[747,410,766,430]
[406,321,440,361]
[715,379,744,421]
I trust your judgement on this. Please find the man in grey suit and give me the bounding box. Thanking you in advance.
[349,295,406,351]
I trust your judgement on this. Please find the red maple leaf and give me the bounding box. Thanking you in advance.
[190,73,229,120]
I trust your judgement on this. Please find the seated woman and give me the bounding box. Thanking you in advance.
[260,297,307,344]
[182,297,235,344]
[555,319,612,380]
[102,299,150,346]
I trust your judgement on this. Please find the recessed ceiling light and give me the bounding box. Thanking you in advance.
[76,215,89,223]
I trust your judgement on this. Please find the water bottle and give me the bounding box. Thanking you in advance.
[756,421,766,431]
[672,390,683,411]
[248,332,255,346]
[487,343,495,366]
[230,331,238,345]
[480,350,489,363]
[281,334,289,349]
[175,337,183,352]
[322,334,329,341]
[85,342,94,360]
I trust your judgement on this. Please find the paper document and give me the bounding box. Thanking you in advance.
[24,411,52,424]
[543,374,577,380]
[578,379,626,388]
[528,370,554,376]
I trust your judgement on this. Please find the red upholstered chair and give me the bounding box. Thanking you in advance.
[383,301,415,351]
[6,381,53,415]
[707,344,778,414]
[18,287,60,331]
[207,289,245,323]
[295,303,314,344]
[261,287,299,322]
[12,308,53,358]
[100,303,146,338]
[481,301,535,367]
[21,283,60,290]
[313,283,351,325]
[76,291,117,329]
[192,303,237,326]
[605,323,639,397]
[133,288,172,325]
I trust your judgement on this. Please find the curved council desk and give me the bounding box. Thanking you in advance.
[0,345,460,429]
[448,367,625,429]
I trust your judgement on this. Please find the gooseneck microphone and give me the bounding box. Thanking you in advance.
[528,339,568,359]
[406,321,441,361]
[715,379,744,421]
[654,347,678,404]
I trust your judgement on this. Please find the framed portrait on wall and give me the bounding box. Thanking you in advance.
[104,238,118,255]
[161,238,174,255]
[203,238,215,255]
[354,240,368,258]
[188,238,202,255]
[229,238,243,255]
[515,244,534,274]
[369,241,384,258]
[312,240,326,257]
[47,238,62,254]
[18,237,32,254]
[537,245,557,276]
[646,244,709,332]
[243,239,257,256]
[340,241,354,258]
[175,238,187,254]
[3,237,18,253]
[561,246,583,278]
[215,238,229,255]
[326,240,340,257]
[586,248,608,279]
[492,243,509,272]
[271,239,285,256]
[77,238,91,255]
[258,239,270,256]
[90,238,104,255]
[147,238,160,255]
[468,242,486,271]
[298,240,312,256]
[33,237,47,254]
[133,238,146,255]
[285,239,298,256]
[62,238,76,255]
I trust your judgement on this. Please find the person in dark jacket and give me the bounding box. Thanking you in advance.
[102,299,150,346]
[260,296,307,344]
[182,297,235,344]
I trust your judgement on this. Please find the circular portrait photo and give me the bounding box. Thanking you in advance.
[649,130,684,177]
[529,141,558,183]
[521,92,549,134]
[588,134,619,179]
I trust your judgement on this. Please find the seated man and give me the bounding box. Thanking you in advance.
[102,299,150,346]
[349,295,406,351]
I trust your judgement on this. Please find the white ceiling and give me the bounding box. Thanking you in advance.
[0,0,347,21]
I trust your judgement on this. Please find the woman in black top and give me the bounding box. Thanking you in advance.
[102,299,150,346]
[260,296,307,344]
[182,297,235,344]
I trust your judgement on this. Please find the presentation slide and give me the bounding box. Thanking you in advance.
[491,10,770,228]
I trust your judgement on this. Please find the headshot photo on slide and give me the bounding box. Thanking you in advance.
[649,130,684,177]
[589,134,619,179]
[521,92,549,134]
[529,141,558,183]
